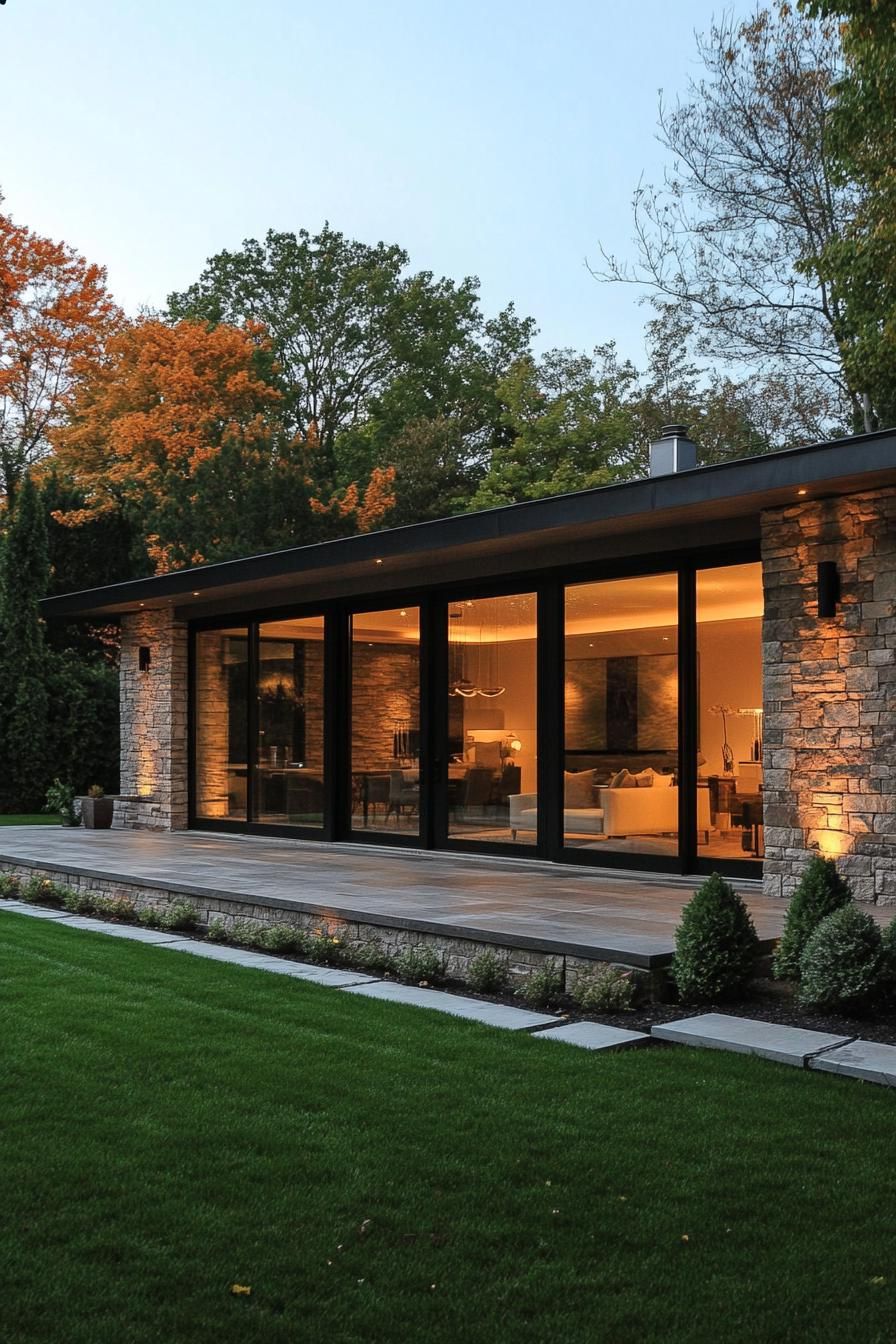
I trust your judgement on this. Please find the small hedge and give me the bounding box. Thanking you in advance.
[671,873,759,1004]
[798,904,883,1012]
[773,854,852,980]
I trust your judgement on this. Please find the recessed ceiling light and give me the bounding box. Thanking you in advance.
[797,488,807,496]
[375,558,383,565]
[192,591,200,596]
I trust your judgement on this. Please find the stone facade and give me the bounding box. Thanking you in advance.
[761,487,896,903]
[118,609,188,829]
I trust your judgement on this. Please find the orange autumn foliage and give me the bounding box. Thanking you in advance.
[49,316,280,527]
[309,466,397,533]
[0,204,121,497]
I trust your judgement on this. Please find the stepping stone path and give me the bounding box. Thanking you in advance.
[4,904,895,1079]
[535,1021,649,1051]
[653,1013,852,1067]
[344,978,555,1030]
[810,1039,896,1088]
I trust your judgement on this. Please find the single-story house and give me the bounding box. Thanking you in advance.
[41,425,896,904]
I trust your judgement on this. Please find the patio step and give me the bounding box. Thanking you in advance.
[343,979,556,1030]
[652,1013,853,1067]
[532,1021,649,1051]
[808,1039,896,1087]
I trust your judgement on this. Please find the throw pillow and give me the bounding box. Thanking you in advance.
[564,769,595,807]
[634,768,655,788]
[610,769,638,789]
[608,769,629,789]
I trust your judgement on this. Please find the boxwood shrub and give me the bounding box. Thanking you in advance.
[671,873,759,1004]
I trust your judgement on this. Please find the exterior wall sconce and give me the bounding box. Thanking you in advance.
[817,562,840,617]
[138,646,152,672]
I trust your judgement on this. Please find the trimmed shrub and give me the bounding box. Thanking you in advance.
[22,876,68,908]
[139,900,198,932]
[354,939,395,974]
[0,874,22,899]
[255,924,306,955]
[880,919,896,1001]
[468,950,511,996]
[798,904,884,1012]
[394,945,444,985]
[91,896,137,922]
[671,873,759,1004]
[518,960,564,1009]
[772,855,852,980]
[61,888,97,915]
[205,918,229,943]
[571,966,636,1013]
[305,930,347,965]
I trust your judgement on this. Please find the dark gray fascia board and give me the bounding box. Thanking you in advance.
[39,429,896,620]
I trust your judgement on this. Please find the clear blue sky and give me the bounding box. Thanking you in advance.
[3,0,754,365]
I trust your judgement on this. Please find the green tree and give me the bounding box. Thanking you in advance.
[469,345,639,509]
[168,224,534,523]
[0,474,49,810]
[804,0,896,427]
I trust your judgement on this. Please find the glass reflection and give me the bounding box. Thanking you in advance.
[448,593,537,845]
[563,574,678,855]
[351,608,421,836]
[194,627,248,820]
[256,617,325,827]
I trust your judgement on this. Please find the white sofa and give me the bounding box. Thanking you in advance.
[510,785,710,840]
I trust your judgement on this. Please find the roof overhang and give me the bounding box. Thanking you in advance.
[40,429,896,621]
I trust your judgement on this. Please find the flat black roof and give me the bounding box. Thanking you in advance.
[40,428,896,620]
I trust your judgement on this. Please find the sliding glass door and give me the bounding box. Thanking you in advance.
[563,574,679,861]
[255,617,325,828]
[349,607,421,838]
[444,592,537,848]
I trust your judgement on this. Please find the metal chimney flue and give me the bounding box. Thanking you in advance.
[649,424,698,477]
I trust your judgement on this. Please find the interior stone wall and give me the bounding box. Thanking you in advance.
[761,487,896,903]
[351,642,420,769]
[118,609,188,830]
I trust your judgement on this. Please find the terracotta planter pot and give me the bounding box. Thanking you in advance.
[79,796,114,829]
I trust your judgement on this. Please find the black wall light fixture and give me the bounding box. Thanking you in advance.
[817,561,840,617]
[138,645,152,671]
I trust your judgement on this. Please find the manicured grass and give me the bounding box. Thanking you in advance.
[2,914,895,1344]
[0,813,57,825]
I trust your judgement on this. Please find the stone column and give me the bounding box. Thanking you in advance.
[761,486,896,903]
[118,609,188,830]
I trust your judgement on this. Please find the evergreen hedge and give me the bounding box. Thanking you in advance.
[772,854,852,980]
[671,873,760,1004]
[798,904,884,1012]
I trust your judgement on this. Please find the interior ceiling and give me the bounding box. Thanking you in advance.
[251,564,762,643]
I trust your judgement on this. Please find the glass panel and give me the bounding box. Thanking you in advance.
[194,627,248,820]
[256,616,325,827]
[564,575,678,855]
[351,607,420,836]
[447,593,537,845]
[697,562,764,861]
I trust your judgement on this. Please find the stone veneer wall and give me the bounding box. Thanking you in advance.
[351,642,420,768]
[761,486,896,903]
[118,610,188,830]
[0,858,665,998]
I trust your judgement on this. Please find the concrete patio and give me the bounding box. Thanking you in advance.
[0,826,795,968]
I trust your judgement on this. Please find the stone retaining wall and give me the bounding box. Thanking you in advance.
[0,858,664,998]
[761,487,896,903]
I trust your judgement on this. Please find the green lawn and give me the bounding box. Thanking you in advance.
[2,913,895,1344]
[0,813,57,825]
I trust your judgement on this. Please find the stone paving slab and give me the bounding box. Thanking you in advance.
[343,978,556,1030]
[161,938,376,986]
[0,901,73,920]
[809,1039,896,1087]
[533,1021,649,1051]
[652,1013,853,1067]
[60,916,182,945]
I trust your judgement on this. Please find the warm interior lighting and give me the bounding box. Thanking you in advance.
[375,558,383,565]
[797,488,807,496]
